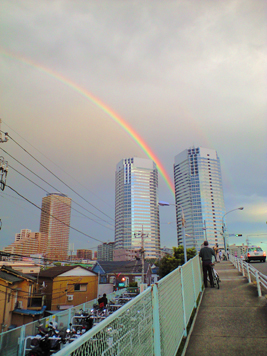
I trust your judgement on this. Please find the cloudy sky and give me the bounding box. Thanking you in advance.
[0,0,266,254]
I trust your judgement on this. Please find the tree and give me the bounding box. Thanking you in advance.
[158,246,197,278]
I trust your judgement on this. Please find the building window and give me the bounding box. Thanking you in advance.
[74,284,87,292]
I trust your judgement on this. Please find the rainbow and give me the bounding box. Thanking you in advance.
[0,48,175,195]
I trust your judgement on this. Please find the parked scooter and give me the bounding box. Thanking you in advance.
[27,322,62,356]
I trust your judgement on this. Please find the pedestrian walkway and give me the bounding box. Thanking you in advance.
[185,261,267,356]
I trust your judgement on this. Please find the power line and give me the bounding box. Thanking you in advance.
[0,121,113,209]
[8,164,114,231]
[0,147,113,227]
[6,132,114,221]
[6,185,105,244]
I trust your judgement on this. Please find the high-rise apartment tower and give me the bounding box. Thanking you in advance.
[174,147,226,251]
[39,193,72,260]
[115,157,160,259]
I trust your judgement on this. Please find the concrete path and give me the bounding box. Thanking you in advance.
[185,261,267,356]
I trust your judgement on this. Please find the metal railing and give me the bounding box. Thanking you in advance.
[0,289,126,356]
[0,256,203,356]
[54,255,202,356]
[230,255,267,297]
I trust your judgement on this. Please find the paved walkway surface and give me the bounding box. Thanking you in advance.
[185,261,267,356]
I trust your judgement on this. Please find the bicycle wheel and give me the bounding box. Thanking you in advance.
[216,276,220,289]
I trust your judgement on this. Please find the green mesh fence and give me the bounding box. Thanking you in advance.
[1,256,203,356]
[55,288,153,356]
[157,265,184,356]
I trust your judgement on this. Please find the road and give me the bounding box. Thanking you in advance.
[249,261,267,275]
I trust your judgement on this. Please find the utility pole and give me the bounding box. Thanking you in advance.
[0,119,8,143]
[134,225,148,284]
[0,119,8,191]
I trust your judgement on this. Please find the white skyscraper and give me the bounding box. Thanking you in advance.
[115,157,160,259]
[174,147,226,251]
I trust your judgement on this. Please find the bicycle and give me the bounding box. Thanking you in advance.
[210,264,220,289]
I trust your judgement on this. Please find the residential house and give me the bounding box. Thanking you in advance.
[38,265,98,311]
[92,260,152,288]
[0,265,45,332]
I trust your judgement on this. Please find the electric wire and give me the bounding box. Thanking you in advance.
[6,132,114,221]
[1,122,113,209]
[8,164,114,231]
[0,147,113,227]
[6,185,104,244]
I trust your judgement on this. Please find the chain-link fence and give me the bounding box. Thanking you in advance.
[54,256,202,356]
[0,256,203,356]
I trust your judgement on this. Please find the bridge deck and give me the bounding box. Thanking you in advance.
[185,261,267,356]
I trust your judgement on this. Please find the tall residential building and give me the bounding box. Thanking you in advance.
[77,249,93,260]
[97,242,115,261]
[174,147,226,251]
[39,193,72,261]
[4,229,48,256]
[15,229,32,242]
[115,157,160,259]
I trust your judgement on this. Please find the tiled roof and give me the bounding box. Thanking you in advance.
[0,270,22,283]
[39,265,90,278]
[95,260,151,274]
[0,265,36,282]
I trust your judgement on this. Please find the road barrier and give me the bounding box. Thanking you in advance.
[230,255,267,297]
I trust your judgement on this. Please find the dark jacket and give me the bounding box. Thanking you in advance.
[199,246,215,262]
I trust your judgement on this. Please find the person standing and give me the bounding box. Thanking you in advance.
[98,293,108,308]
[199,241,216,288]
[219,250,222,261]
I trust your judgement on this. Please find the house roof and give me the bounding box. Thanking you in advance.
[39,265,93,278]
[0,270,22,284]
[13,305,47,316]
[0,265,36,282]
[95,260,151,274]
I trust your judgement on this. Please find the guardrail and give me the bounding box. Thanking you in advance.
[0,256,203,356]
[54,255,202,356]
[229,255,267,297]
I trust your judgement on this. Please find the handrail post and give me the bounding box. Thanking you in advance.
[255,270,262,297]
[191,261,197,308]
[152,283,161,356]
[247,263,251,283]
[180,267,187,337]
[241,259,245,276]
[18,324,25,356]
[68,307,72,326]
[198,257,203,290]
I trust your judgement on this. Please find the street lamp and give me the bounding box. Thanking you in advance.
[222,207,244,254]
[158,201,187,263]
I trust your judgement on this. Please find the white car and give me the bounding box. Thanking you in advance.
[244,247,266,263]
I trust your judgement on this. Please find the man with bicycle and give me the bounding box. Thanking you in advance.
[199,241,216,288]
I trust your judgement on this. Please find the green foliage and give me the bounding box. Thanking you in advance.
[129,282,138,287]
[53,262,61,267]
[158,246,197,278]
[145,258,158,265]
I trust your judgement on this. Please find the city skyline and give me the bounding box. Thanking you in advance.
[0,1,266,253]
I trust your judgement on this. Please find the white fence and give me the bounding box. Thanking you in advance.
[230,255,267,297]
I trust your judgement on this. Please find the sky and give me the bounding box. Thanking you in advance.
[0,0,266,255]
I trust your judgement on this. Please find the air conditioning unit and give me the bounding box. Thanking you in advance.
[18,301,23,309]
[67,295,73,301]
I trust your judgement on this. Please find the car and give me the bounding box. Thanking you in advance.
[244,246,266,263]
